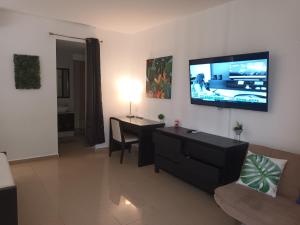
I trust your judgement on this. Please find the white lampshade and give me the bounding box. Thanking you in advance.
[118,78,143,104]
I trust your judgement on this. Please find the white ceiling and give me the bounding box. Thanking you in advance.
[0,0,234,33]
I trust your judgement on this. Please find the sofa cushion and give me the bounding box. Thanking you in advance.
[215,183,300,225]
[237,151,287,197]
[249,145,300,200]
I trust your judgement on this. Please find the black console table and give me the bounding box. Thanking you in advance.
[153,127,248,193]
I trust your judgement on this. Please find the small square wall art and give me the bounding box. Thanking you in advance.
[14,54,41,89]
[146,56,172,99]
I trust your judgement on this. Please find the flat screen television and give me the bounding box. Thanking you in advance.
[189,52,269,112]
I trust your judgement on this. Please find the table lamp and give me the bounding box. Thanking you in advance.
[127,101,134,118]
[118,78,142,118]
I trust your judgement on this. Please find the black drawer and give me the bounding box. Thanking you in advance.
[184,142,226,167]
[153,133,182,163]
[155,155,178,173]
[181,158,220,191]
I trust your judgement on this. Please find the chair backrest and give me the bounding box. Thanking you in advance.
[111,118,122,142]
[249,144,300,200]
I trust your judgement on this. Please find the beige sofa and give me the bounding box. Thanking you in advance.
[214,144,300,225]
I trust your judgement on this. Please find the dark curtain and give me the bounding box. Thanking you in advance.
[85,38,105,146]
[73,60,85,135]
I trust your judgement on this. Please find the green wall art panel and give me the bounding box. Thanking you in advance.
[14,54,41,89]
[146,56,172,99]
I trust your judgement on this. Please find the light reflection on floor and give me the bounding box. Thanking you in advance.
[11,139,237,225]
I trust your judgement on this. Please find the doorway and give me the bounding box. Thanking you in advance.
[56,40,86,152]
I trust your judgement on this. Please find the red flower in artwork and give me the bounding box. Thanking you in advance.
[156,90,162,98]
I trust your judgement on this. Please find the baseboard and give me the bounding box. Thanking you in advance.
[9,153,59,164]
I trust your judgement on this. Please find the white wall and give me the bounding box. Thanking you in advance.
[2,0,300,160]
[93,28,135,149]
[0,9,133,160]
[130,0,300,154]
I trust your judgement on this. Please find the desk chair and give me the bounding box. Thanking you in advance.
[109,117,139,164]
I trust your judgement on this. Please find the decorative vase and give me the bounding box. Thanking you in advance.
[174,120,180,128]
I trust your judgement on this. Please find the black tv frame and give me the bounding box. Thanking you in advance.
[189,51,269,112]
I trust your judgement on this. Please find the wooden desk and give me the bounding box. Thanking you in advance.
[109,117,165,167]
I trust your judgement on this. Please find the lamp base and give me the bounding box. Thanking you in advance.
[126,115,135,118]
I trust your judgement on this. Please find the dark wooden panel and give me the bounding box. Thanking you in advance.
[185,141,225,167]
[58,113,74,132]
[153,133,182,163]
[0,186,18,225]
[153,126,249,193]
[181,158,220,192]
[155,155,178,174]
[156,126,247,149]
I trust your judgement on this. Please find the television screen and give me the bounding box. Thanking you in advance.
[189,52,269,111]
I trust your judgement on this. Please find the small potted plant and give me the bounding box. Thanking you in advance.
[158,113,165,122]
[233,121,243,134]
[233,121,243,140]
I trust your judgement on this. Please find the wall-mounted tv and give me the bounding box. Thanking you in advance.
[189,52,269,112]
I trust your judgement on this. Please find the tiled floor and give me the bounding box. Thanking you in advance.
[11,139,237,225]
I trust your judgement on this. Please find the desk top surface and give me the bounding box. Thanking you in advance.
[117,117,164,127]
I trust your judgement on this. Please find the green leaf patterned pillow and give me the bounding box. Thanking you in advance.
[237,151,287,197]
